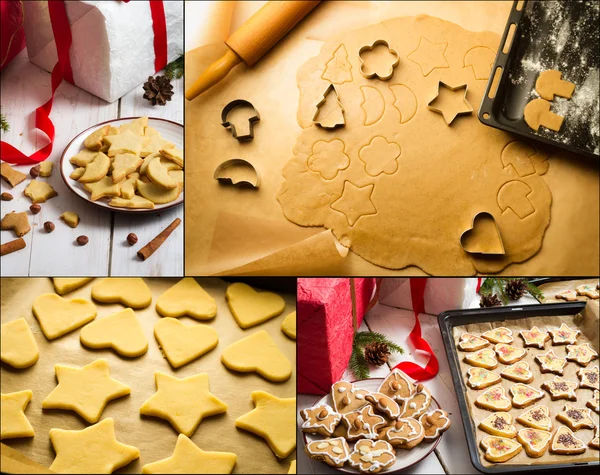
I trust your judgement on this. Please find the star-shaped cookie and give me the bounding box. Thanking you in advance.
[49,418,140,473]
[556,404,595,430]
[407,37,449,76]
[566,343,598,366]
[549,323,580,345]
[535,350,567,374]
[300,403,342,437]
[141,434,236,474]
[331,181,376,226]
[42,359,130,423]
[235,391,296,459]
[140,372,227,436]
[519,326,550,348]
[1,390,34,440]
[541,376,578,400]
[104,129,144,157]
[578,365,599,390]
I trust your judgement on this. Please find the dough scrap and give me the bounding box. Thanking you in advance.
[154,318,218,368]
[32,293,97,340]
[225,282,285,329]
[1,390,35,440]
[156,277,217,319]
[52,278,94,295]
[281,311,296,340]
[91,278,152,309]
[221,330,292,382]
[0,318,39,369]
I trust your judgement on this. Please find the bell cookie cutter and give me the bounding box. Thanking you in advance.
[313,84,345,129]
[460,211,505,255]
[213,159,260,188]
[221,100,260,142]
[427,81,473,126]
[358,40,400,81]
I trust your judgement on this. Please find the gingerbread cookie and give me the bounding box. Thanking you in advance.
[464,349,498,369]
[349,439,396,474]
[541,376,578,400]
[467,367,502,389]
[519,326,550,349]
[555,290,579,302]
[364,392,401,419]
[305,438,350,468]
[516,428,552,458]
[0,162,27,187]
[480,436,522,463]
[535,350,567,374]
[566,343,598,367]
[300,404,341,437]
[516,405,553,431]
[418,409,450,442]
[331,381,370,414]
[510,383,544,408]
[478,412,517,438]
[377,369,415,402]
[556,404,595,430]
[578,365,599,390]
[494,343,526,365]
[587,390,599,413]
[589,426,599,450]
[549,323,580,345]
[342,405,386,441]
[475,386,512,412]
[550,426,586,454]
[458,333,489,351]
[501,361,533,383]
[1,211,30,237]
[399,383,431,418]
[576,284,599,299]
[379,418,424,449]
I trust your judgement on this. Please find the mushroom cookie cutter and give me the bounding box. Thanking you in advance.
[221,100,260,142]
[213,159,260,188]
[358,39,400,81]
[313,84,345,129]
[427,81,473,126]
[460,211,506,255]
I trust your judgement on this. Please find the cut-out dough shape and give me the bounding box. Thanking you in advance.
[154,318,218,369]
[464,46,496,80]
[42,359,130,423]
[407,37,450,76]
[140,372,227,437]
[49,418,140,474]
[225,282,285,329]
[307,139,350,180]
[313,84,345,129]
[156,277,217,320]
[497,180,535,219]
[91,278,152,309]
[390,84,418,124]
[32,293,97,340]
[322,44,353,84]
[52,278,94,295]
[235,390,296,459]
[214,159,260,188]
[501,141,537,177]
[524,98,564,132]
[359,136,401,176]
[221,330,292,382]
[536,70,575,101]
[427,82,473,125]
[460,212,505,255]
[358,40,399,80]
[1,390,34,440]
[360,86,385,126]
[281,311,296,340]
[1,318,39,369]
[80,308,148,357]
[289,460,296,474]
[141,434,237,474]
[331,181,377,226]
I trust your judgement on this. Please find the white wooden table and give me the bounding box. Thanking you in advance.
[297,285,539,474]
[0,50,183,277]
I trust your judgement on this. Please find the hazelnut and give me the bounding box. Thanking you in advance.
[30,165,40,178]
[76,235,89,246]
[44,221,55,233]
[30,204,41,214]
[1,192,13,201]
[126,233,138,245]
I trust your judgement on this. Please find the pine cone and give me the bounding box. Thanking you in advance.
[142,75,174,106]
[480,294,502,308]
[505,279,528,300]
[364,342,391,366]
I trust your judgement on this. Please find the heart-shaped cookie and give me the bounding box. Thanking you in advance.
[460,212,505,255]
[331,381,370,414]
[516,405,552,431]
[550,426,586,454]
[464,349,497,369]
[52,278,94,295]
[32,293,97,340]
[482,327,513,344]
[225,282,285,329]
[535,350,567,374]
[478,412,517,438]
[519,326,549,348]
[458,333,489,351]
[467,367,501,389]
[377,369,415,401]
[221,330,291,382]
[399,384,431,418]
[480,436,522,462]
[517,428,552,457]
[494,343,526,365]
[501,361,533,383]
[80,308,148,357]
[91,278,152,309]
[155,278,217,320]
[475,386,512,411]
[154,318,218,368]
[556,404,595,430]
[510,383,544,408]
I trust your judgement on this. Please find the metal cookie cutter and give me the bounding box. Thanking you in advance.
[313,84,345,129]
[427,82,473,126]
[213,159,260,188]
[460,212,505,255]
[358,39,400,81]
[221,100,260,142]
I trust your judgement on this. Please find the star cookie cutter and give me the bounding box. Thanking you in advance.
[312,84,345,129]
[213,159,260,188]
[221,100,260,142]
[427,81,473,126]
[460,212,505,255]
[358,40,400,81]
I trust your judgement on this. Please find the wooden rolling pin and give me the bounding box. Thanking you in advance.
[185,0,321,100]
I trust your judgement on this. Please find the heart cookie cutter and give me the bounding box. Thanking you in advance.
[460,212,505,255]
[312,84,345,129]
[213,159,260,188]
[427,81,473,126]
[358,39,400,81]
[221,100,260,142]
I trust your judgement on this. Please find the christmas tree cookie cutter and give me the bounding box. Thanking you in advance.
[221,100,260,142]
[460,212,505,255]
[427,81,473,126]
[313,84,345,129]
[213,159,260,188]
[358,40,400,81]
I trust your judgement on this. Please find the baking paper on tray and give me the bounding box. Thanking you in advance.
[538,278,600,303]
[0,278,296,474]
[452,301,600,468]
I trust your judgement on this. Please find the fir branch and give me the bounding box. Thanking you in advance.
[479,278,543,304]
[0,109,9,133]
[354,331,404,354]
[164,55,184,80]
[349,342,370,380]
[526,281,544,301]
[349,331,404,380]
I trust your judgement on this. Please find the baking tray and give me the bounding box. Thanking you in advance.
[479,0,599,159]
[438,301,599,473]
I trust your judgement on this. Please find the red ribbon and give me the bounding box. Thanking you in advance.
[476,277,483,293]
[392,278,439,381]
[0,0,167,165]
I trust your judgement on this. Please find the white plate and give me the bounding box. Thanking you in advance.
[303,378,443,474]
[60,117,183,214]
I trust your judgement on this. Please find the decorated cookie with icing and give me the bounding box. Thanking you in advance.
[501,361,533,383]
[480,436,522,463]
[549,323,580,345]
[535,350,567,374]
[494,343,526,365]
[475,386,512,412]
[349,439,396,474]
[300,404,341,437]
[377,369,415,402]
[519,326,549,349]
[399,384,431,418]
[467,367,501,389]
[464,349,498,370]
[556,404,595,430]
[589,426,599,450]
[576,284,599,299]
[458,333,489,351]
[516,428,552,458]
[509,383,544,409]
[587,390,599,413]
[578,365,599,390]
[566,343,598,367]
[555,290,579,302]
[478,412,517,438]
[549,426,586,454]
[305,438,350,468]
[342,405,387,441]
[541,376,578,401]
[516,405,553,431]
[418,409,451,442]
[482,327,513,344]
[331,381,370,414]
[364,392,401,419]
[379,418,424,449]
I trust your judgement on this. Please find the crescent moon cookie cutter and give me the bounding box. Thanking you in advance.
[213,159,260,188]
[460,211,506,256]
[358,39,400,81]
[221,100,260,142]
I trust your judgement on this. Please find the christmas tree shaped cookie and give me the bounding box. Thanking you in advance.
[516,405,553,431]
[517,428,552,457]
[550,426,586,454]
[478,412,517,438]
[501,361,533,383]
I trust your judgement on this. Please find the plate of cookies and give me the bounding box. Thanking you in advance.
[60,116,183,213]
[300,371,451,474]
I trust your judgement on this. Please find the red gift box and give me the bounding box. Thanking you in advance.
[298,278,377,395]
[0,0,26,71]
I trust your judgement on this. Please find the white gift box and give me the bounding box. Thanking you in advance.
[22,1,183,103]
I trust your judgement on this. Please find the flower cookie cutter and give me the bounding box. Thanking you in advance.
[213,159,260,188]
[427,81,474,126]
[358,40,400,81]
[460,212,505,255]
[221,100,260,142]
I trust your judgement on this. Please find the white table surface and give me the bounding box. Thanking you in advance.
[0,50,183,277]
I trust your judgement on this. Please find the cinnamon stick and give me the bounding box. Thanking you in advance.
[137,218,181,261]
[1,238,26,256]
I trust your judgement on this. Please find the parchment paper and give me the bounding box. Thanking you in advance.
[0,278,296,474]
[538,278,600,303]
[452,303,600,467]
